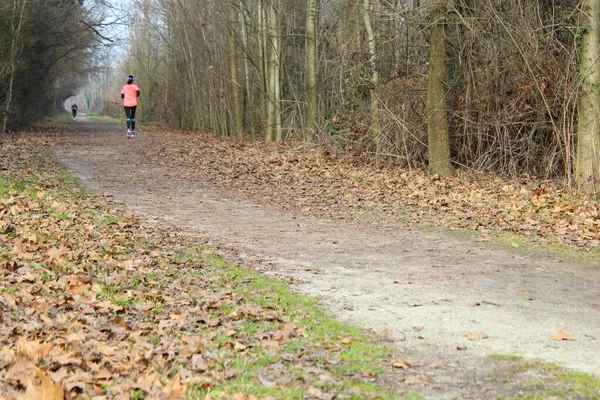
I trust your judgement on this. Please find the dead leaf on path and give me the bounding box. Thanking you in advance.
[23,368,64,400]
[61,331,85,343]
[93,300,123,312]
[272,322,295,343]
[163,371,186,398]
[17,339,53,362]
[466,332,488,341]
[552,330,574,341]
[391,359,412,369]
[94,366,112,380]
[191,354,209,371]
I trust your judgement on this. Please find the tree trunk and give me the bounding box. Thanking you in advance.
[266,0,282,142]
[305,0,319,142]
[230,4,244,137]
[363,0,380,152]
[240,0,255,137]
[259,0,273,141]
[2,0,28,134]
[427,0,453,176]
[576,0,600,193]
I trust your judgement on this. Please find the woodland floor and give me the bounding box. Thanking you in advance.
[42,116,600,398]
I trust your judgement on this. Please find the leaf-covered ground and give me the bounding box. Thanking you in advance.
[2,121,600,400]
[0,130,400,399]
[139,129,600,257]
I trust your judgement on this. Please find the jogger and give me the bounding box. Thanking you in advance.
[71,102,78,119]
[120,74,140,138]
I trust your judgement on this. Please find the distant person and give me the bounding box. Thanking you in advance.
[121,74,140,138]
[71,102,78,119]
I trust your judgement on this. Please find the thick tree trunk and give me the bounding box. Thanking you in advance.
[240,1,255,137]
[266,0,282,142]
[230,5,244,137]
[576,0,600,193]
[305,0,319,142]
[258,0,272,141]
[363,0,380,152]
[427,0,453,176]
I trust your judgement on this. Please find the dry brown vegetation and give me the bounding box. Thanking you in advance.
[1,131,402,399]
[140,128,600,255]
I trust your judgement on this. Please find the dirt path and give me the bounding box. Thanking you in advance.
[52,118,600,397]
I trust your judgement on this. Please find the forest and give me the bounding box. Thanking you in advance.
[3,2,600,398]
[3,0,600,193]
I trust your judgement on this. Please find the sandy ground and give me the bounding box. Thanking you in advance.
[52,117,600,398]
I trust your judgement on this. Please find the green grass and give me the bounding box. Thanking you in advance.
[0,177,9,197]
[409,215,600,265]
[86,113,123,125]
[55,113,76,121]
[53,112,122,125]
[184,254,397,399]
[490,355,600,399]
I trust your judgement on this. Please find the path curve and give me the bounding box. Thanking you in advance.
[52,119,600,396]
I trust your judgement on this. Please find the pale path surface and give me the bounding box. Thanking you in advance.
[53,119,600,397]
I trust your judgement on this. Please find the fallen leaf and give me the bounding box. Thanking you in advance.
[466,332,488,341]
[552,330,574,341]
[391,359,412,369]
[164,371,186,398]
[23,368,64,400]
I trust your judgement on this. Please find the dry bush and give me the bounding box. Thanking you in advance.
[323,0,579,180]
[448,0,578,179]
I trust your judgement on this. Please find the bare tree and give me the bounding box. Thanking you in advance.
[575,0,600,193]
[363,0,380,151]
[265,0,282,141]
[118,0,589,188]
[427,0,453,176]
[230,2,244,137]
[2,0,27,134]
[1,0,106,131]
[305,0,319,142]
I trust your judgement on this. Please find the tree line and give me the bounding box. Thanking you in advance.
[3,0,599,194]
[116,0,600,192]
[0,0,119,132]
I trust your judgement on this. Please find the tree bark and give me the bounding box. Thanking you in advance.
[266,0,282,142]
[427,0,453,176]
[2,0,28,134]
[363,0,380,152]
[576,0,600,193]
[230,4,244,137]
[305,0,319,142]
[239,0,255,137]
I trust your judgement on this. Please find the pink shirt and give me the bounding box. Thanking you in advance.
[121,83,140,107]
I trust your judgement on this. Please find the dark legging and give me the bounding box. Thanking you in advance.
[124,106,137,130]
